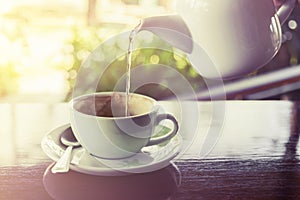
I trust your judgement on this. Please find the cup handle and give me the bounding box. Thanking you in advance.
[147,114,179,146]
[276,0,296,25]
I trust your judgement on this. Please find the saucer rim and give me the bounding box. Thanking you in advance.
[41,124,181,176]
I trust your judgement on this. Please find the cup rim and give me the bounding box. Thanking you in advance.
[69,92,158,119]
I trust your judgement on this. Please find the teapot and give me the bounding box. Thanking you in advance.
[138,0,296,79]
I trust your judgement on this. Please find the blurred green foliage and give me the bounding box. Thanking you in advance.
[66,26,103,96]
[1,4,299,101]
[65,25,205,101]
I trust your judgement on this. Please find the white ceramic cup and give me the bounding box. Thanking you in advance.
[176,0,296,79]
[69,92,179,159]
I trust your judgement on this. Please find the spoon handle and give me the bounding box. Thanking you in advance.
[51,146,73,173]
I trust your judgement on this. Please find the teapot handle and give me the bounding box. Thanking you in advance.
[276,0,296,25]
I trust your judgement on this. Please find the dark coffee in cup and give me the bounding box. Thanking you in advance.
[73,93,149,117]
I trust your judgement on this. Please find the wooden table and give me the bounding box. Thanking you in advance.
[1,101,300,200]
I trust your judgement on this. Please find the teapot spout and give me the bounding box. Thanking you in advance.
[138,15,193,54]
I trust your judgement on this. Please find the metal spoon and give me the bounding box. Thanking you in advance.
[51,127,81,173]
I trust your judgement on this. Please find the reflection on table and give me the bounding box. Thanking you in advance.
[0,101,300,199]
[43,162,180,200]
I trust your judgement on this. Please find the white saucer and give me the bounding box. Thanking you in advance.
[41,124,182,176]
